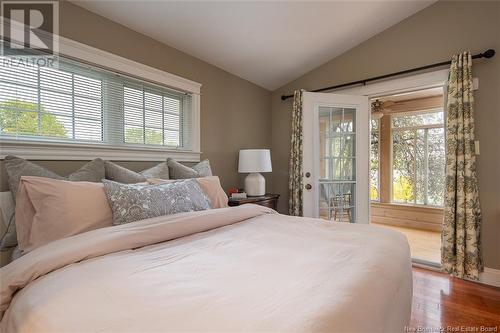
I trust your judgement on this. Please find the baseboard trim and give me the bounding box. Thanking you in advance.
[412,262,500,288]
[479,267,500,288]
[412,258,441,269]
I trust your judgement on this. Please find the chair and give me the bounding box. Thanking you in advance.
[320,183,352,223]
[320,183,334,220]
[332,193,352,222]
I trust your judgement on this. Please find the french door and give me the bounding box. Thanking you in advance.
[302,92,370,223]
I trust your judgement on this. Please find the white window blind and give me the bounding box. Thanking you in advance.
[0,56,192,150]
[123,85,183,147]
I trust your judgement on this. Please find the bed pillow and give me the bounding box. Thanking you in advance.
[4,156,105,200]
[15,177,113,253]
[148,176,228,209]
[0,194,16,267]
[0,191,16,249]
[0,248,14,268]
[3,156,105,250]
[102,179,212,225]
[196,176,228,208]
[104,161,170,183]
[167,158,212,179]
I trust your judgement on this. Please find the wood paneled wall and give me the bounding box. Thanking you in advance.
[371,203,443,232]
[382,95,444,115]
[371,94,444,232]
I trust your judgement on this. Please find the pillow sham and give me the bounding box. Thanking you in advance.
[167,158,212,179]
[4,156,105,200]
[1,197,28,265]
[104,161,170,183]
[0,198,15,267]
[0,246,21,268]
[102,179,212,225]
[15,176,113,253]
[2,156,105,250]
[0,248,14,268]
[11,246,22,261]
[148,176,228,209]
[0,191,16,249]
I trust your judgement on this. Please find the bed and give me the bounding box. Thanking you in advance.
[0,204,412,332]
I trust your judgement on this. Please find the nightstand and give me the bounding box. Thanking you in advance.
[228,194,280,210]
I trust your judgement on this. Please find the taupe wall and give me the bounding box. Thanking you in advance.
[61,2,274,190]
[271,1,500,269]
[1,1,498,269]
[0,1,272,191]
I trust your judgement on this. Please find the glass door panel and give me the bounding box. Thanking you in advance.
[303,92,369,224]
[318,106,357,223]
[319,182,356,223]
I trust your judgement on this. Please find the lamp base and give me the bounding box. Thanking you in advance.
[244,172,265,196]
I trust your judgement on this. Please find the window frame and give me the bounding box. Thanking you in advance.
[122,84,185,148]
[370,118,381,202]
[0,31,201,161]
[390,108,445,207]
[1,63,107,143]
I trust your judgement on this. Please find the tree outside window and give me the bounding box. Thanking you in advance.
[391,110,445,206]
[0,100,67,138]
[1,59,185,148]
[370,119,380,201]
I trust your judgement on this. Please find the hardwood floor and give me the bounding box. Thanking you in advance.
[410,267,500,330]
[372,222,441,263]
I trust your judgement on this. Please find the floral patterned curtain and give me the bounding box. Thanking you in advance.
[288,90,304,216]
[441,52,483,280]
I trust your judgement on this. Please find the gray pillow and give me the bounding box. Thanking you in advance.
[104,161,170,184]
[4,156,105,200]
[2,156,105,250]
[167,158,212,179]
[102,179,211,225]
[0,191,16,249]
[141,162,170,179]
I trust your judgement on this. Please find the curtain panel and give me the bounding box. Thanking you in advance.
[441,52,483,280]
[288,90,304,216]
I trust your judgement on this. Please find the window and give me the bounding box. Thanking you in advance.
[370,119,380,201]
[123,85,183,147]
[0,56,193,151]
[392,110,445,206]
[0,63,103,141]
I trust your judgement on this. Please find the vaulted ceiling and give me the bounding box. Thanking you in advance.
[72,1,436,91]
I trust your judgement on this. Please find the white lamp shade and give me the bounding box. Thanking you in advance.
[238,149,272,173]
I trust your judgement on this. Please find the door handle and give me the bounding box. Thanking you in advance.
[305,184,312,190]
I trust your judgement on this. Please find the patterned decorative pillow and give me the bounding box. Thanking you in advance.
[102,179,212,225]
[147,176,229,209]
[104,161,170,184]
[167,158,213,179]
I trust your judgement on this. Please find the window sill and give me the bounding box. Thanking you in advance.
[371,202,443,212]
[0,139,201,162]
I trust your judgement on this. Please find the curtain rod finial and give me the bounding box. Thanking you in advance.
[483,49,495,59]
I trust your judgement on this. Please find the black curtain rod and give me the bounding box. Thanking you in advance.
[281,49,496,101]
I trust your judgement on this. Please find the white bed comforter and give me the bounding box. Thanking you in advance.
[0,205,412,332]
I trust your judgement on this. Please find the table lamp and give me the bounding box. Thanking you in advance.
[238,149,272,196]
